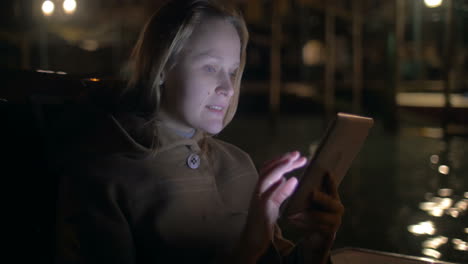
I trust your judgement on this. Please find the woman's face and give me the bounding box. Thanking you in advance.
[161,18,241,135]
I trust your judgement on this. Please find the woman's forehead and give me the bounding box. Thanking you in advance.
[183,18,241,56]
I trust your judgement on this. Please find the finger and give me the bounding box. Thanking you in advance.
[259,151,299,176]
[322,172,340,199]
[308,191,344,214]
[288,219,338,234]
[258,158,290,193]
[258,178,285,225]
[259,153,290,176]
[258,156,306,193]
[288,211,342,228]
[269,177,298,207]
[288,211,342,234]
[262,151,298,167]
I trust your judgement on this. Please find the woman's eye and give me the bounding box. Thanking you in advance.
[230,71,237,80]
[203,65,217,73]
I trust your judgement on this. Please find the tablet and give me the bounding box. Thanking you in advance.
[281,112,374,217]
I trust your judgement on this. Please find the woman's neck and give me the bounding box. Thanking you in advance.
[157,109,196,138]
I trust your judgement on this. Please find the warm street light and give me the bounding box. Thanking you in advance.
[63,0,77,15]
[424,0,443,8]
[42,0,55,16]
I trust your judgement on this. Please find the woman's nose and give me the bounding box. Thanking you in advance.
[215,71,234,97]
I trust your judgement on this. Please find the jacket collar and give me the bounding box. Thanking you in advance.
[153,121,204,153]
[112,112,205,154]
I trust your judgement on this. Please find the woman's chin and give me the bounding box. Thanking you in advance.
[199,122,224,135]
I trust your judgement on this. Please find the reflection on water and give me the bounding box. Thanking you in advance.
[220,114,468,263]
[438,188,453,197]
[423,236,448,249]
[453,239,468,251]
[406,136,467,261]
[408,221,436,235]
[422,248,442,259]
[418,196,455,217]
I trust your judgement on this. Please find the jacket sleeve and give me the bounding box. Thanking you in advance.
[56,161,136,264]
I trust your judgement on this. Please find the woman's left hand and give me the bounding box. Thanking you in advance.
[287,172,345,263]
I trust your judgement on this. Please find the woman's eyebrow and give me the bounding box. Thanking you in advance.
[192,51,222,61]
[192,51,240,68]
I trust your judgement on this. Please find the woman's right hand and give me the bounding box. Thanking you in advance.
[234,151,307,263]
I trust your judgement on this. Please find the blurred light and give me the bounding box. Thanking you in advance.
[452,239,468,251]
[429,207,444,217]
[420,127,443,139]
[63,0,77,15]
[424,0,443,8]
[447,208,459,218]
[420,201,436,211]
[430,155,439,164]
[454,200,467,211]
[438,165,450,175]
[36,69,54,74]
[80,40,99,51]
[88,78,100,82]
[36,69,68,75]
[408,221,436,235]
[421,196,458,216]
[464,192,468,198]
[465,228,468,234]
[437,188,452,197]
[439,198,453,209]
[42,1,55,16]
[423,236,448,249]
[454,243,468,251]
[422,248,441,259]
[302,40,323,66]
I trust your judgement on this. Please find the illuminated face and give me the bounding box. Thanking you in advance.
[161,18,241,135]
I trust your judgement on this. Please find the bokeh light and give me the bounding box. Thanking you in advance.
[422,248,441,259]
[438,165,450,175]
[63,0,77,15]
[437,188,452,197]
[408,221,436,235]
[452,239,468,251]
[42,0,55,16]
[423,236,448,249]
[424,0,443,8]
[302,40,324,66]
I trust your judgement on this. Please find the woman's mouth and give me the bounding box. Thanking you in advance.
[206,105,225,114]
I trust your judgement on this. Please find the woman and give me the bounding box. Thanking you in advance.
[56,0,344,263]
